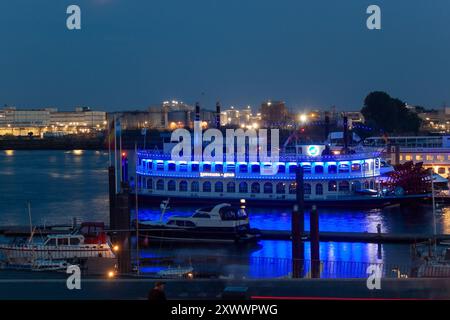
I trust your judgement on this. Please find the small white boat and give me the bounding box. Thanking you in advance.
[0,222,116,263]
[156,266,194,278]
[137,203,261,243]
[31,259,70,271]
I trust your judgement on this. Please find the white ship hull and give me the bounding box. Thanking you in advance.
[0,244,115,262]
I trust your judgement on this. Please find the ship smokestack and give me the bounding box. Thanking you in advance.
[324,112,330,142]
[195,102,200,122]
[216,102,221,128]
[343,115,348,152]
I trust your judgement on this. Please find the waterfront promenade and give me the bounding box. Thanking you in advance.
[0,270,449,300]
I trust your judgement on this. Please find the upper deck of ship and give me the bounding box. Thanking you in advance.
[136,150,381,163]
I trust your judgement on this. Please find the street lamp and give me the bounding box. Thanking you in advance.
[299,114,307,123]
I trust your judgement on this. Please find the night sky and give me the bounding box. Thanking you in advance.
[0,0,449,111]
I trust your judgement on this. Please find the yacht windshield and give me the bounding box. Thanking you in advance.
[219,207,248,220]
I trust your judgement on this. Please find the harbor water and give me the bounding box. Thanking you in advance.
[1,150,449,277]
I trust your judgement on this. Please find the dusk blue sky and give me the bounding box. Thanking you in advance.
[0,0,449,111]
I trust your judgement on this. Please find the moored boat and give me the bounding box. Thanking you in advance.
[0,222,116,263]
[136,203,261,244]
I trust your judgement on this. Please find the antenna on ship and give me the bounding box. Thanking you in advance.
[135,141,140,276]
[216,101,221,129]
[27,201,35,244]
[430,169,437,255]
[159,199,170,222]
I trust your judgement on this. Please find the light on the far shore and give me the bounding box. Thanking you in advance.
[299,114,308,123]
[113,245,120,252]
[107,270,115,278]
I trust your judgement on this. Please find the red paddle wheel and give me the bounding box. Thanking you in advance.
[383,161,430,195]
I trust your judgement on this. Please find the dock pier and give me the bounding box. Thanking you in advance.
[1,226,449,244]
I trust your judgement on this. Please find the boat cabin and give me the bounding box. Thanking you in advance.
[193,205,248,221]
[43,234,84,246]
[78,222,107,244]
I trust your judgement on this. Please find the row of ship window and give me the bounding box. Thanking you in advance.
[401,154,450,162]
[139,161,378,175]
[139,179,376,194]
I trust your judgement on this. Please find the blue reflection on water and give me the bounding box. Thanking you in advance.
[137,204,446,234]
[0,150,446,278]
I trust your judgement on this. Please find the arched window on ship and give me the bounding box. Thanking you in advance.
[304,183,311,195]
[352,181,361,192]
[302,165,311,174]
[239,182,248,193]
[364,181,370,189]
[215,181,223,193]
[156,179,164,191]
[179,180,188,192]
[276,182,285,194]
[168,162,176,172]
[227,182,236,193]
[239,164,248,173]
[289,182,296,194]
[314,165,323,174]
[251,182,260,193]
[338,181,350,193]
[168,180,176,191]
[338,163,349,173]
[203,163,211,172]
[191,181,199,192]
[288,165,297,174]
[203,181,212,192]
[264,182,273,194]
[215,163,223,173]
[315,183,323,195]
[328,180,337,192]
[328,165,337,174]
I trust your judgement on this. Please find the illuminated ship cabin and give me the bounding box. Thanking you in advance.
[135,145,388,207]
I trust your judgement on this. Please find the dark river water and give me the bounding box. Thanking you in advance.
[1,150,449,276]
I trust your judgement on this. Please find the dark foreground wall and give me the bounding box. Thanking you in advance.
[0,272,449,300]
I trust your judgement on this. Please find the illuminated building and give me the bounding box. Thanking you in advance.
[260,100,288,127]
[364,135,450,176]
[0,106,106,136]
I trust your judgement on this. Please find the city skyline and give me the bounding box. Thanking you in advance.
[0,1,449,111]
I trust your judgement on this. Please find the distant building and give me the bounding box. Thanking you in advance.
[223,106,240,126]
[260,100,289,127]
[0,107,52,127]
[161,100,194,129]
[418,108,450,133]
[50,107,106,129]
[364,135,450,176]
[108,111,157,130]
[0,106,106,136]
[344,111,365,124]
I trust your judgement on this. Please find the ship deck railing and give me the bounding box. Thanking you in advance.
[137,151,381,163]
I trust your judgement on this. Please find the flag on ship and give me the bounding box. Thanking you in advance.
[107,117,116,149]
[382,132,389,144]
